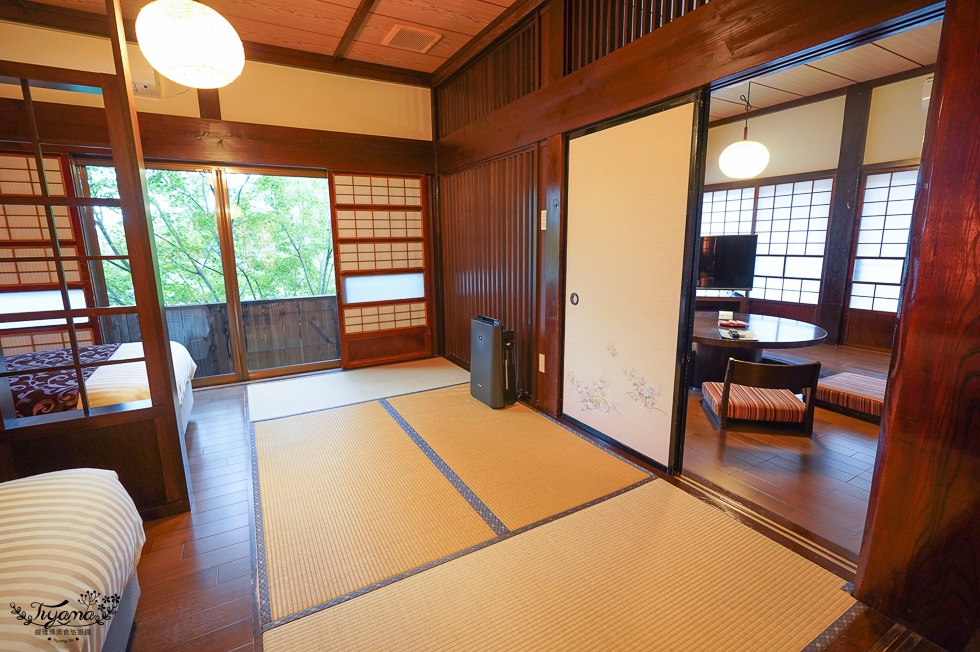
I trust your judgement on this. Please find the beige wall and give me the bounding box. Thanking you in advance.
[219,61,431,141]
[705,96,846,185]
[0,20,433,141]
[0,20,199,117]
[864,74,930,165]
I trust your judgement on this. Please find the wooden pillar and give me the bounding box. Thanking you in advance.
[101,0,188,512]
[546,0,565,85]
[534,133,566,417]
[818,82,872,343]
[196,88,221,120]
[854,3,980,650]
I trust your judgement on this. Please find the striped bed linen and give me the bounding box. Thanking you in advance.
[816,372,886,417]
[86,341,197,409]
[702,381,806,423]
[0,469,145,652]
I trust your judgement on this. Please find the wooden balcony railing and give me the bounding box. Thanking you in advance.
[108,295,340,378]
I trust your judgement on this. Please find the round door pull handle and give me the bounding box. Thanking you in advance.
[570,293,579,305]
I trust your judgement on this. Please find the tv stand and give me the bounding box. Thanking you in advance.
[694,291,747,313]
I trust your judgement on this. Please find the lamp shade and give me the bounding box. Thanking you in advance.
[136,0,244,89]
[719,139,770,179]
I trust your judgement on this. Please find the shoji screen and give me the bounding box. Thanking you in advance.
[563,102,697,469]
[331,174,433,368]
[0,152,98,354]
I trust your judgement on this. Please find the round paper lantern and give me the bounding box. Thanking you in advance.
[719,139,771,180]
[136,0,244,89]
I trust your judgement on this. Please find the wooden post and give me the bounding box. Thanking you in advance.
[534,133,566,417]
[854,3,980,649]
[101,0,188,511]
[818,82,872,343]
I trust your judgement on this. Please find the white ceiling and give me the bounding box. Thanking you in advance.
[710,20,943,121]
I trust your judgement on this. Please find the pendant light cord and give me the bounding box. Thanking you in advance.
[739,82,754,141]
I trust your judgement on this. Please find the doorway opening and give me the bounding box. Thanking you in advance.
[681,17,941,561]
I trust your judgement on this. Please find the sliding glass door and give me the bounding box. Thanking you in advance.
[82,165,235,381]
[81,163,341,383]
[224,171,340,373]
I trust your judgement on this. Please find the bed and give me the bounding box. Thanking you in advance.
[5,341,198,435]
[0,468,145,652]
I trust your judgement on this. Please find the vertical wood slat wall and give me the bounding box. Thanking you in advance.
[436,18,540,139]
[439,148,537,396]
[564,0,711,75]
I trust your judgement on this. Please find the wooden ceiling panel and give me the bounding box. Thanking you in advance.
[356,12,473,60]
[369,0,508,37]
[232,21,341,58]
[344,39,444,73]
[806,43,917,83]
[710,21,941,123]
[872,19,942,66]
[753,65,850,98]
[19,0,521,75]
[712,82,800,112]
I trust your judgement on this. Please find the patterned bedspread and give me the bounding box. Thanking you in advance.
[4,344,121,418]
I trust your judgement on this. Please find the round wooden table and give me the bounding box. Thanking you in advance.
[691,311,828,385]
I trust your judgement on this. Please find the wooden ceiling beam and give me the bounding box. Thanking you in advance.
[333,0,380,63]
[0,0,431,87]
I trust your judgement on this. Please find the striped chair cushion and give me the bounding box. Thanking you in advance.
[816,372,885,417]
[702,381,805,423]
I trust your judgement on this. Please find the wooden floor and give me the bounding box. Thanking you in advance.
[133,386,255,651]
[764,343,892,379]
[684,390,880,557]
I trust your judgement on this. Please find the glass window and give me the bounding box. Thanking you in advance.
[847,170,916,313]
[699,176,833,305]
[343,273,425,304]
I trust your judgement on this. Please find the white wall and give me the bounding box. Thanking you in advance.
[864,74,930,165]
[0,20,433,141]
[219,61,431,141]
[705,96,846,185]
[0,20,199,117]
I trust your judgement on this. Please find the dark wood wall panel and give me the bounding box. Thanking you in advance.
[855,4,980,649]
[841,310,896,351]
[437,18,540,139]
[564,0,711,75]
[746,299,818,324]
[439,147,537,396]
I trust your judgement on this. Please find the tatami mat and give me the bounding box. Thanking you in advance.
[264,479,855,651]
[247,357,469,421]
[388,384,650,529]
[254,401,496,621]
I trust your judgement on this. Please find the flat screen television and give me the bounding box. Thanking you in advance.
[697,234,758,291]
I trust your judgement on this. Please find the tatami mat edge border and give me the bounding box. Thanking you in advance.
[249,419,274,625]
[379,398,508,535]
[801,600,868,651]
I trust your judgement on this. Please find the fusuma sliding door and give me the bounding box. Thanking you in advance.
[562,99,702,470]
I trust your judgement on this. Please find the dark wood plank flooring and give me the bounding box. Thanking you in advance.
[684,390,879,557]
[133,386,255,652]
[764,344,891,380]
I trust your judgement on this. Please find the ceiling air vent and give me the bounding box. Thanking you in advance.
[382,24,442,53]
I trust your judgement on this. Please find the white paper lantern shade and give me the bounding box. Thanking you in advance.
[719,139,771,180]
[136,0,245,89]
